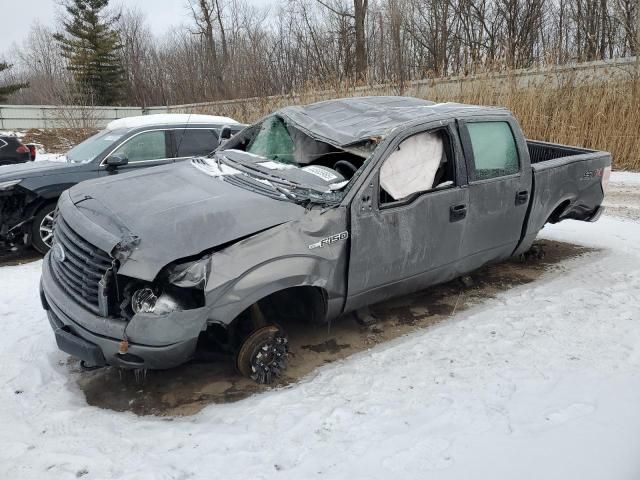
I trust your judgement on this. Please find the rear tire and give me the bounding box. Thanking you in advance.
[236,325,288,384]
[31,203,57,254]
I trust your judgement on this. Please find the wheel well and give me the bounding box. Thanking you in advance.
[219,286,328,350]
[547,200,571,224]
[256,286,328,325]
[27,197,57,221]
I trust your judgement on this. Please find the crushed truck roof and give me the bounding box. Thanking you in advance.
[277,96,505,147]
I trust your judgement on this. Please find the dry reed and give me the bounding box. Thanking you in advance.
[194,76,640,171]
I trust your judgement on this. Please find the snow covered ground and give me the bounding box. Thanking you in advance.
[35,152,67,162]
[0,176,639,480]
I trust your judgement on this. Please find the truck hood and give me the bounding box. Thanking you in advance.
[0,160,77,182]
[61,162,306,280]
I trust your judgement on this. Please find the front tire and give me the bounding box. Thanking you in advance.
[31,204,57,254]
[236,325,288,384]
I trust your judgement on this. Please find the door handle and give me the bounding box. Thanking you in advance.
[515,190,529,205]
[450,204,467,222]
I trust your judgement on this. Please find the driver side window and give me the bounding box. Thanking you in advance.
[112,130,168,163]
[379,129,455,205]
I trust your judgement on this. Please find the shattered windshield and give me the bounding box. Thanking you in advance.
[246,116,296,164]
[211,114,379,206]
[67,129,127,163]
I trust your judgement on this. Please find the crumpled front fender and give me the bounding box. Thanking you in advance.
[206,256,336,325]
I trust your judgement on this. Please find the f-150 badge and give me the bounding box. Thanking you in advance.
[309,231,349,250]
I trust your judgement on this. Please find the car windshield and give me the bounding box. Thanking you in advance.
[214,114,378,206]
[245,116,296,164]
[66,129,127,163]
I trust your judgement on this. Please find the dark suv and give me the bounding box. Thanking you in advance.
[0,114,243,253]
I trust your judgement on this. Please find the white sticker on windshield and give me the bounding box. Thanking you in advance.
[104,135,122,141]
[303,166,338,182]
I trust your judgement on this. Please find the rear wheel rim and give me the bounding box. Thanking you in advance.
[39,212,55,248]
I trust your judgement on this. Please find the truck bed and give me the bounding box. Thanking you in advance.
[516,140,611,256]
[527,140,597,165]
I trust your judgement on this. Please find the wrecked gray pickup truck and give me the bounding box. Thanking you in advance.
[40,96,611,383]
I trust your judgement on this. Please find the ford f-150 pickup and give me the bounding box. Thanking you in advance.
[40,96,611,383]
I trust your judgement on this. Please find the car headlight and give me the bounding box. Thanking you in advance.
[131,287,181,315]
[127,256,210,317]
[0,179,22,191]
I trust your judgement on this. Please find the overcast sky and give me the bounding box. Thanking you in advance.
[1,0,269,57]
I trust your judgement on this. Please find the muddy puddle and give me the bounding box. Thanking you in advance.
[74,240,595,416]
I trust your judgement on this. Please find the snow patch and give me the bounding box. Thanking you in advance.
[610,170,640,186]
[0,130,25,138]
[0,176,639,479]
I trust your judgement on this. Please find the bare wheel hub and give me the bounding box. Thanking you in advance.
[236,326,288,384]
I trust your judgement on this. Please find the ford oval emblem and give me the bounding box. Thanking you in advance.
[52,243,66,263]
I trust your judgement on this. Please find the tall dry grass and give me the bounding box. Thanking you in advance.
[447,79,640,171]
[193,75,640,171]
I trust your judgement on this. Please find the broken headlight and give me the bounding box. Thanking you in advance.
[125,255,210,318]
[131,287,182,315]
[129,284,201,316]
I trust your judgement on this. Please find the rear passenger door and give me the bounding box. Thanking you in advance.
[457,117,532,270]
[172,128,220,161]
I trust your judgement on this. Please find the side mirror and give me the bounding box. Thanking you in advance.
[219,126,233,140]
[105,153,128,168]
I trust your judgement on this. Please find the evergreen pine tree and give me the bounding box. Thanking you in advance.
[54,0,124,105]
[0,63,28,102]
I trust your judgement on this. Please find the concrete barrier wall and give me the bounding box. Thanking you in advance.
[1,57,637,129]
[0,105,169,130]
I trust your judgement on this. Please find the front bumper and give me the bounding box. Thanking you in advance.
[41,253,207,369]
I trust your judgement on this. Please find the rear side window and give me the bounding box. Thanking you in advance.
[0,138,7,150]
[175,129,219,157]
[467,122,519,180]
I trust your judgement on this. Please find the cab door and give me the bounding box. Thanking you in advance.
[345,122,469,312]
[456,117,532,272]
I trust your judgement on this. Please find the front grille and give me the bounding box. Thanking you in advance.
[50,215,115,316]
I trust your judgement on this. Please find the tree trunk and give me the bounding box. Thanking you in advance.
[354,0,368,81]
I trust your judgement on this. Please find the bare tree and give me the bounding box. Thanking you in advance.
[5,0,639,107]
[316,0,369,80]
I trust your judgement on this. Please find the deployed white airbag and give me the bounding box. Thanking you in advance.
[380,132,443,201]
